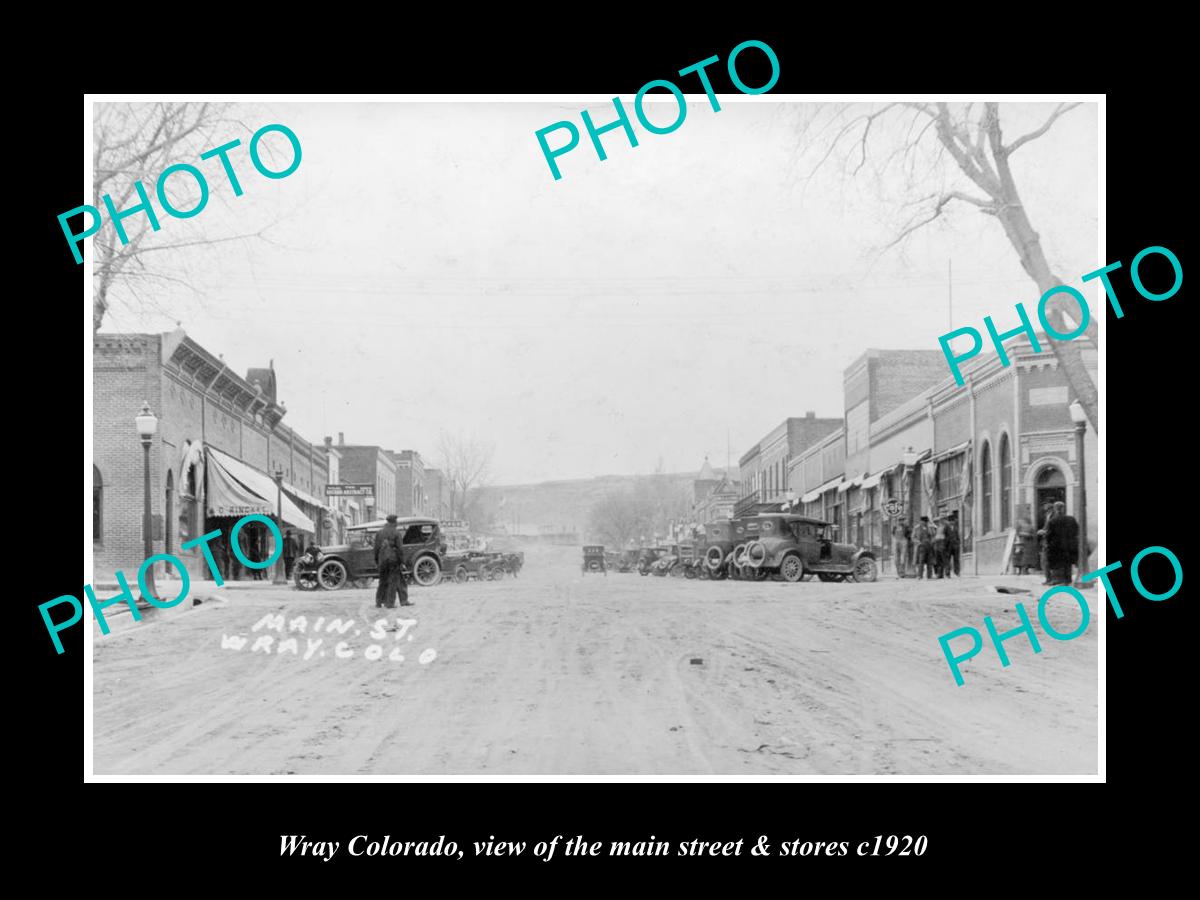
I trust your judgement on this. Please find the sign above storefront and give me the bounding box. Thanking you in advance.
[325,484,374,497]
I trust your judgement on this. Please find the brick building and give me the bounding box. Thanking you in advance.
[788,337,1097,575]
[335,437,397,519]
[93,329,333,581]
[391,450,427,516]
[737,413,842,514]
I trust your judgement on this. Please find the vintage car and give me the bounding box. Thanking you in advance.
[616,549,640,573]
[310,517,446,590]
[701,519,736,580]
[637,546,670,576]
[651,544,683,577]
[740,514,878,583]
[445,549,503,583]
[582,545,607,575]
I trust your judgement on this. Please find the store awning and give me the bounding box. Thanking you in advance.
[206,446,315,532]
[933,440,970,462]
[838,474,863,494]
[802,475,844,503]
[283,482,325,510]
[861,471,884,490]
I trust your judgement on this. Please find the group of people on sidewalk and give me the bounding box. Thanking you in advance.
[1015,500,1081,586]
[887,501,1084,583]
[891,512,962,580]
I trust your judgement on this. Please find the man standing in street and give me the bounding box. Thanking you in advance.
[374,514,414,609]
[1045,500,1080,586]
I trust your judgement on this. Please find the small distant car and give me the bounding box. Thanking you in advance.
[740,514,878,583]
[445,550,497,583]
[582,545,607,575]
[310,517,446,590]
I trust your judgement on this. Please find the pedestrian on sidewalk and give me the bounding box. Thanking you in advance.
[890,517,910,577]
[1014,515,1037,575]
[1045,500,1079,586]
[945,511,961,577]
[914,516,934,579]
[932,517,948,578]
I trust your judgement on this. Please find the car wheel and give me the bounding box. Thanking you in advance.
[492,567,505,580]
[412,555,441,587]
[293,568,318,591]
[454,565,468,584]
[316,559,348,591]
[779,553,805,583]
[853,557,879,583]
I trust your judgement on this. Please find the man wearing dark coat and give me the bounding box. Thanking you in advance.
[374,515,412,609]
[1044,501,1079,585]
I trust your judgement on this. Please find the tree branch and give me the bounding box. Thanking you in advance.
[1006,102,1082,155]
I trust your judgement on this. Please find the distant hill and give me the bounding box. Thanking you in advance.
[474,467,738,539]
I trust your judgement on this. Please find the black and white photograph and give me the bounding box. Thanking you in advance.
[84,94,1101,777]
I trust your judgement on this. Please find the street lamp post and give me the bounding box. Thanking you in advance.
[135,403,159,601]
[1068,400,1089,583]
[272,462,287,585]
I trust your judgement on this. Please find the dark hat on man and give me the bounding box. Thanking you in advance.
[386,514,398,522]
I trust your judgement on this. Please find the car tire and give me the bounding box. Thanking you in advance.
[745,540,767,568]
[779,553,805,583]
[316,559,348,591]
[853,557,879,583]
[454,565,468,584]
[412,555,441,587]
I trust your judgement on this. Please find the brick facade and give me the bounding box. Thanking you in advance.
[94,329,331,581]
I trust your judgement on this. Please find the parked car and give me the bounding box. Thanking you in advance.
[615,549,640,573]
[740,514,878,583]
[637,546,670,576]
[311,517,446,590]
[701,519,736,580]
[582,545,607,575]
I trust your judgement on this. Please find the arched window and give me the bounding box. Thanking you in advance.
[93,466,103,544]
[980,442,992,534]
[999,434,1012,531]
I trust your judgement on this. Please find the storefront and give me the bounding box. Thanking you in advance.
[203,445,316,579]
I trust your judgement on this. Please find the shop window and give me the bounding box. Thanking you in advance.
[980,442,992,535]
[1000,434,1012,530]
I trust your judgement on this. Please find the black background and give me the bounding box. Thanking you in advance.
[21,22,1185,887]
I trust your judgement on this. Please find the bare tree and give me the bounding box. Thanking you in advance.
[436,431,495,520]
[588,491,652,548]
[91,102,272,331]
[803,102,1098,430]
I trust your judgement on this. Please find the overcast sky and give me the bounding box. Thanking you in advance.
[93,100,1098,485]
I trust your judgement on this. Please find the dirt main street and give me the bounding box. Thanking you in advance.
[92,544,1098,775]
